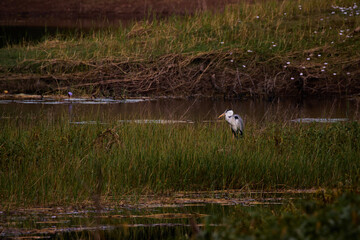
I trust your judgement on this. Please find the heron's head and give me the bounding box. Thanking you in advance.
[218,109,234,118]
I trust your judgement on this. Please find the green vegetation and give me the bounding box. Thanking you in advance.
[199,192,360,239]
[1,1,359,236]
[1,0,359,96]
[1,115,359,207]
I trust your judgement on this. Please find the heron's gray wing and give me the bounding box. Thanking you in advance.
[233,114,244,133]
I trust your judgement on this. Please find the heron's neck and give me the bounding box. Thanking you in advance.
[225,115,232,122]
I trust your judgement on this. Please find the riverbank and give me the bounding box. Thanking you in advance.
[1,0,360,98]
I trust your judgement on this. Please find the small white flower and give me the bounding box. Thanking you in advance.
[302,66,306,69]
[256,16,260,19]
[333,73,337,75]
[284,12,287,16]
[220,41,224,44]
[347,72,351,75]
[331,11,335,14]
[291,77,295,80]
[286,62,291,65]
[283,65,287,68]
[321,69,325,72]
[242,65,246,68]
[331,41,334,44]
[318,54,321,57]
[314,31,318,34]
[300,73,303,76]
[306,58,310,60]
[323,66,326,69]
[272,44,277,47]
[320,18,324,21]
[324,62,328,65]
[247,50,253,53]
[230,59,234,63]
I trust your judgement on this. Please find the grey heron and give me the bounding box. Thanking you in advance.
[218,109,244,138]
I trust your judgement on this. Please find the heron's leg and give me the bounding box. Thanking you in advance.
[231,129,238,139]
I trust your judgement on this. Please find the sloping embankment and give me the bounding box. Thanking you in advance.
[1,47,360,98]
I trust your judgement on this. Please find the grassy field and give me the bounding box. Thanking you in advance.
[1,115,359,207]
[0,0,360,97]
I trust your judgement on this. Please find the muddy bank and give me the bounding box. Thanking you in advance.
[1,50,360,98]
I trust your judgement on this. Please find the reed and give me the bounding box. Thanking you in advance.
[1,115,359,207]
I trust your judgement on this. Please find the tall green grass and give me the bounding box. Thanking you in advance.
[1,116,359,207]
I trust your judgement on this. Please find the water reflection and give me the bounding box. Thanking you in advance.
[0,97,358,123]
[0,189,295,239]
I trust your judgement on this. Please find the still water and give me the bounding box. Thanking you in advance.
[0,190,313,239]
[0,97,358,124]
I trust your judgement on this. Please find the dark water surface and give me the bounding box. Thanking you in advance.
[0,190,311,239]
[0,97,358,124]
[0,25,83,48]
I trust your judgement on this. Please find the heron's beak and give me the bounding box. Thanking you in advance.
[218,113,225,118]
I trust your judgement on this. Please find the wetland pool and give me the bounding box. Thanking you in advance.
[0,97,358,124]
[0,96,358,238]
[0,190,315,239]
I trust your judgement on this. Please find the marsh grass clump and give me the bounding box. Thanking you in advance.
[0,0,359,97]
[0,116,359,207]
[198,192,360,240]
